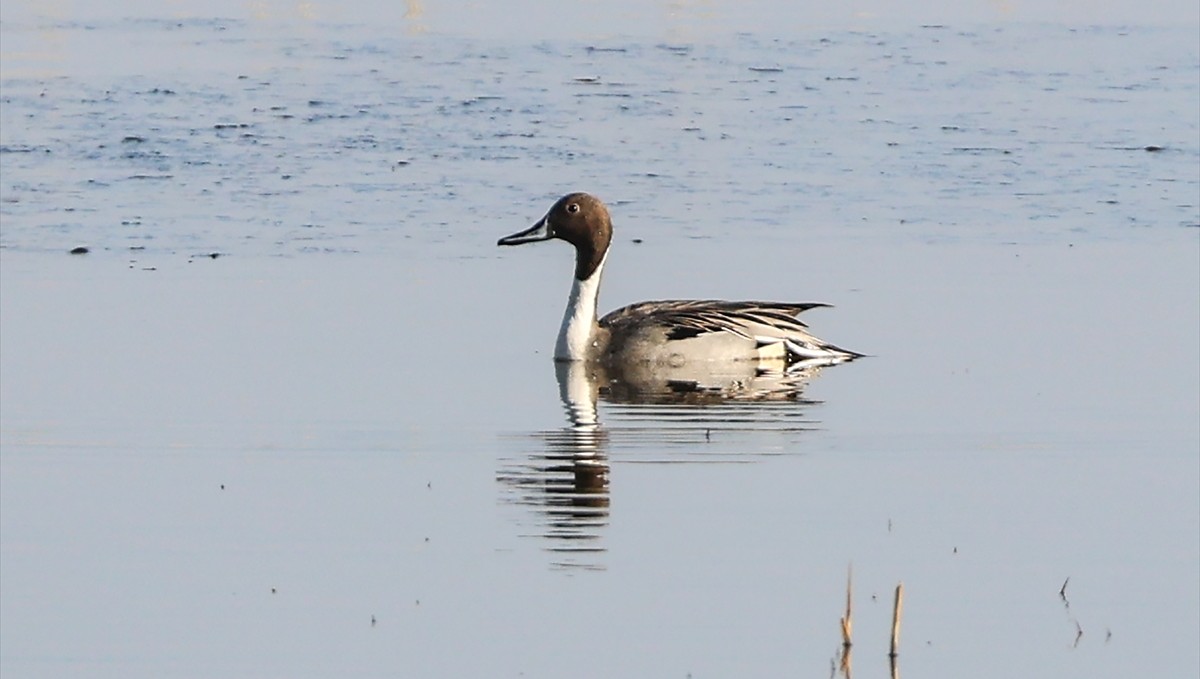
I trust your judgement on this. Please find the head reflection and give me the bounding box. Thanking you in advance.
[496,363,610,570]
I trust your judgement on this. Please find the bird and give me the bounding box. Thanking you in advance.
[498,192,860,367]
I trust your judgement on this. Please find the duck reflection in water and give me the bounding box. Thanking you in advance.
[497,358,840,570]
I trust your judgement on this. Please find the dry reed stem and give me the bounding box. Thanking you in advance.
[840,564,853,648]
[889,582,904,659]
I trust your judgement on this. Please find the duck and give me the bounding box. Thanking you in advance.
[498,192,861,367]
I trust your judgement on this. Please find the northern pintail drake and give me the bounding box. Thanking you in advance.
[498,193,861,366]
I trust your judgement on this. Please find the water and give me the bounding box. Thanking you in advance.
[2,3,1198,678]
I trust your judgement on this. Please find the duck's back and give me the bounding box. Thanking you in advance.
[598,300,852,365]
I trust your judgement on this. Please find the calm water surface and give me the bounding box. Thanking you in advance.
[1,4,1198,678]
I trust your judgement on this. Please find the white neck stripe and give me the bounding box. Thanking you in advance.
[554,251,607,360]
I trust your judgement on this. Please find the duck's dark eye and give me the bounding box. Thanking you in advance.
[566,203,580,214]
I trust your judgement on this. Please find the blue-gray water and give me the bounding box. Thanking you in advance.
[2,3,1198,678]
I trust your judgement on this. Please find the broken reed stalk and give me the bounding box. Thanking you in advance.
[889,582,904,658]
[840,564,853,648]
